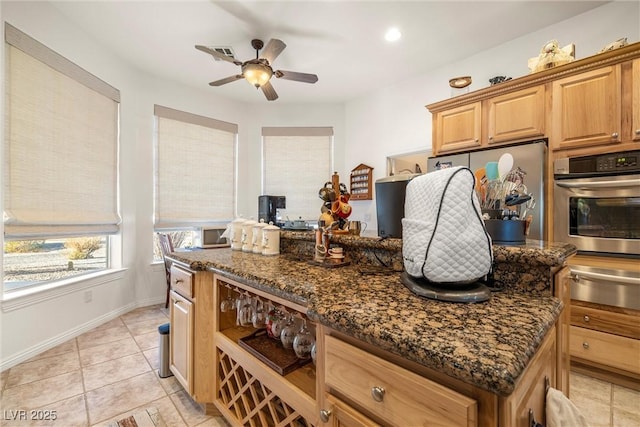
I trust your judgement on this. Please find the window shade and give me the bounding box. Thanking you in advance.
[3,24,121,238]
[262,127,333,221]
[154,105,237,228]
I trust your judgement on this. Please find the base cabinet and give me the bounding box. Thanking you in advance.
[322,395,380,427]
[169,290,194,394]
[324,334,478,426]
[499,328,556,427]
[320,327,557,427]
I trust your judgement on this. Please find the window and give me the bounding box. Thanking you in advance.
[262,127,333,221]
[153,105,237,259]
[3,24,120,292]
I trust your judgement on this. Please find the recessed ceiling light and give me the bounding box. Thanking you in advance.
[385,27,402,42]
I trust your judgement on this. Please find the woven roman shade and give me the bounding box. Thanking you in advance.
[154,105,237,228]
[262,127,333,221]
[3,24,121,238]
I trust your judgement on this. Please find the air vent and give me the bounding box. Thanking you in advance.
[209,46,236,61]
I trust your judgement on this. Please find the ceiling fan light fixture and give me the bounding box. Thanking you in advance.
[243,62,272,88]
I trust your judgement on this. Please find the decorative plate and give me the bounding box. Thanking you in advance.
[449,76,472,89]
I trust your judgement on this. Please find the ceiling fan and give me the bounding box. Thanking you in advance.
[195,38,318,101]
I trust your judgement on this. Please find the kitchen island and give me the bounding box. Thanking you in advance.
[167,233,576,426]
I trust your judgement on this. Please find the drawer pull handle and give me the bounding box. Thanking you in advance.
[583,342,590,350]
[175,278,184,284]
[583,315,590,323]
[611,132,619,139]
[371,386,386,402]
[319,409,331,423]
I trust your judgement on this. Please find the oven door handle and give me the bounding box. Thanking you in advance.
[556,179,640,189]
[571,268,640,285]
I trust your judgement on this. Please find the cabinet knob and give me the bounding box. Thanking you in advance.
[583,342,590,350]
[611,132,619,139]
[635,129,640,135]
[583,315,590,323]
[489,136,494,140]
[371,386,386,402]
[319,409,332,423]
[474,138,479,143]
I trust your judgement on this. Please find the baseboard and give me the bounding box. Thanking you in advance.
[0,299,163,371]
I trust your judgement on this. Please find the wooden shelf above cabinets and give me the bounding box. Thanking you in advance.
[350,164,373,200]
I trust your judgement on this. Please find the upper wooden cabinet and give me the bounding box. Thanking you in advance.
[550,65,622,151]
[487,85,545,145]
[433,101,482,154]
[633,59,640,142]
[427,42,640,157]
[432,87,545,156]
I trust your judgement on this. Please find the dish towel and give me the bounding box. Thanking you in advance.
[546,387,589,427]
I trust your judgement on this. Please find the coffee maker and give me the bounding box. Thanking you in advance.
[258,195,286,226]
[375,173,421,238]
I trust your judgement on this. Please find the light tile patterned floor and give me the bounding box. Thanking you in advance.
[0,305,228,427]
[570,371,640,427]
[1,304,639,426]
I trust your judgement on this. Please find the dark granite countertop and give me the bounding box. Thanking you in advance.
[168,239,575,396]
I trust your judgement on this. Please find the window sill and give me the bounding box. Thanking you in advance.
[1,268,127,312]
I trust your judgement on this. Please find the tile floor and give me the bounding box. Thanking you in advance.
[1,303,639,426]
[570,371,640,427]
[0,305,227,427]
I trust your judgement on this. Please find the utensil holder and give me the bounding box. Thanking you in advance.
[484,219,526,245]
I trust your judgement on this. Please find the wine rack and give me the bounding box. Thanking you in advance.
[213,275,317,426]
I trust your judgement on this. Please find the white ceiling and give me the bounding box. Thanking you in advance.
[49,0,608,104]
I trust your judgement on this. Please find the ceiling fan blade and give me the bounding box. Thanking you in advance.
[195,45,243,66]
[261,81,279,101]
[260,39,286,64]
[274,70,318,84]
[209,75,244,86]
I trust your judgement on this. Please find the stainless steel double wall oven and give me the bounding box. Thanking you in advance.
[554,150,640,310]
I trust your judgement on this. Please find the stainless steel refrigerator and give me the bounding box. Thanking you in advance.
[426,139,546,240]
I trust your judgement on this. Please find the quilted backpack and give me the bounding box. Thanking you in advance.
[402,166,493,284]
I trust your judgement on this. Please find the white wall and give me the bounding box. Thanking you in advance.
[0,1,638,368]
[343,1,640,233]
[0,1,343,368]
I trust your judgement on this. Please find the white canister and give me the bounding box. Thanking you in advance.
[230,217,246,251]
[252,219,268,254]
[241,219,257,252]
[261,223,281,256]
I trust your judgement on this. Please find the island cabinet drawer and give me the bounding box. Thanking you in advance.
[324,335,478,427]
[571,305,640,339]
[170,265,194,299]
[570,325,640,375]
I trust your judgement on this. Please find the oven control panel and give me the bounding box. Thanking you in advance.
[596,152,638,172]
[560,150,640,175]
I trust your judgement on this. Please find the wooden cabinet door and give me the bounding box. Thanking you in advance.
[553,267,571,396]
[170,290,194,394]
[551,65,622,151]
[434,102,482,155]
[324,395,381,427]
[487,86,545,145]
[633,59,640,141]
[500,329,556,427]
